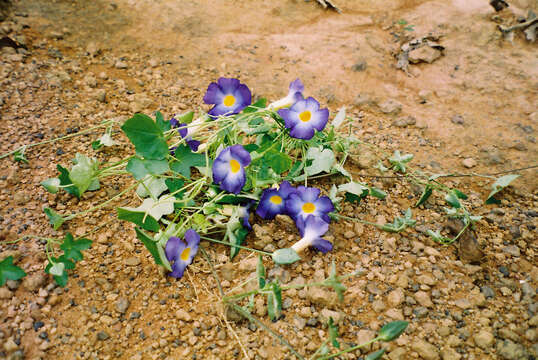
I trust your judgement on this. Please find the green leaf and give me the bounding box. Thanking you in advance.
[453,189,468,200]
[305,147,335,176]
[155,111,171,132]
[13,148,29,164]
[265,150,292,174]
[41,178,61,194]
[45,255,75,287]
[426,229,454,245]
[272,248,301,265]
[374,160,389,172]
[243,98,267,113]
[117,207,160,232]
[229,227,249,259]
[136,176,168,199]
[415,185,433,207]
[389,150,413,173]
[339,181,369,204]
[175,111,195,124]
[378,321,408,341]
[369,187,387,199]
[486,174,520,204]
[380,209,416,233]
[267,292,276,321]
[0,256,26,286]
[126,157,169,180]
[60,233,92,262]
[135,227,169,269]
[445,191,461,209]
[121,113,169,160]
[365,349,386,360]
[257,255,266,289]
[170,144,205,179]
[328,317,340,348]
[92,140,103,150]
[69,153,99,194]
[44,207,65,230]
[57,164,80,198]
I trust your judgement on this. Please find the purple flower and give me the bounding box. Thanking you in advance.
[256,181,297,220]
[203,78,252,117]
[212,145,251,194]
[285,186,334,223]
[170,119,200,152]
[292,215,332,253]
[239,200,256,230]
[165,229,200,279]
[268,78,304,109]
[278,97,329,140]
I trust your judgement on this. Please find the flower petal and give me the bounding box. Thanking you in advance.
[220,168,246,194]
[229,144,251,167]
[212,158,230,183]
[203,82,225,105]
[309,108,329,131]
[165,236,185,262]
[217,77,241,93]
[289,78,304,94]
[289,122,315,140]
[169,260,188,278]
[311,238,333,253]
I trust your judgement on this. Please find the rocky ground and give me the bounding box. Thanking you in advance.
[0,0,537,359]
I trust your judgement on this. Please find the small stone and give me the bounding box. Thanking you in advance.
[115,297,129,314]
[0,287,13,299]
[496,340,528,360]
[97,331,110,341]
[115,61,128,69]
[351,59,367,72]
[481,286,495,299]
[413,306,429,318]
[3,337,18,352]
[474,330,494,349]
[379,99,402,115]
[454,298,472,310]
[451,115,464,125]
[175,309,192,322]
[502,245,520,257]
[411,339,439,360]
[125,257,140,266]
[372,299,386,313]
[306,287,335,306]
[414,291,433,307]
[238,257,257,271]
[385,308,404,320]
[343,230,355,239]
[392,116,416,128]
[388,288,405,307]
[440,347,461,360]
[23,274,46,292]
[6,280,20,290]
[388,347,407,360]
[408,46,442,64]
[95,89,106,103]
[319,308,343,324]
[462,158,476,168]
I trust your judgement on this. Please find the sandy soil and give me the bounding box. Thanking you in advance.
[0,0,537,359]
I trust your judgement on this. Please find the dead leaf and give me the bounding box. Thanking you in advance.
[445,219,484,263]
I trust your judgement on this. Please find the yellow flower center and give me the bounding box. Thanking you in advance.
[302,202,315,213]
[223,95,236,107]
[299,111,311,122]
[269,195,282,205]
[230,159,241,173]
[180,247,191,261]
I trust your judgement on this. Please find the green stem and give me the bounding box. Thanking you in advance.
[317,336,381,360]
[199,236,272,257]
[226,302,304,360]
[0,120,114,160]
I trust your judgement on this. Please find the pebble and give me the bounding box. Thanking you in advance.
[94,89,106,103]
[388,288,405,307]
[414,291,433,308]
[176,309,192,322]
[23,274,46,292]
[351,59,367,72]
[481,286,495,299]
[392,116,416,128]
[454,298,472,310]
[3,337,18,352]
[474,330,494,349]
[496,340,528,359]
[124,257,141,266]
[115,61,128,69]
[502,245,520,257]
[462,158,476,168]
[440,346,461,360]
[411,339,439,360]
[115,297,130,314]
[0,287,13,299]
[379,99,402,115]
[408,46,442,64]
[356,329,375,352]
[451,115,464,125]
